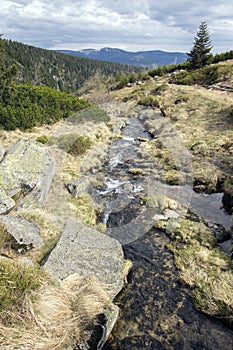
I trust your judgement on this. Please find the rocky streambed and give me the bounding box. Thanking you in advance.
[82,109,233,349]
[0,102,232,350]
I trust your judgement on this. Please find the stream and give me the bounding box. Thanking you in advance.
[89,114,233,349]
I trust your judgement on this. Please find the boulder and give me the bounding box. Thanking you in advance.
[1,215,43,252]
[65,177,90,198]
[0,138,55,211]
[0,144,5,162]
[45,219,125,298]
[0,188,15,214]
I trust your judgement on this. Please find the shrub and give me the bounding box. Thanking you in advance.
[36,135,49,144]
[0,84,90,130]
[137,95,160,108]
[48,133,92,156]
[68,136,93,156]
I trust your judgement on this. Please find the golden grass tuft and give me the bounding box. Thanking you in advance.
[0,272,112,350]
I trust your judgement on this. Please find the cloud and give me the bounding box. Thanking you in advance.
[1,0,232,53]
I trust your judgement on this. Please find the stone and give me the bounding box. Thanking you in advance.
[65,177,90,198]
[45,219,125,298]
[0,144,5,162]
[0,138,55,210]
[0,188,15,214]
[1,215,43,252]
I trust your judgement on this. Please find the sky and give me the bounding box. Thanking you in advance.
[1,0,232,53]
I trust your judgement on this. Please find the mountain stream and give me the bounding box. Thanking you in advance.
[87,113,233,349]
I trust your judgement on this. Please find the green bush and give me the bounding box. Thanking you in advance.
[169,64,232,86]
[0,84,91,130]
[137,95,160,108]
[36,135,49,144]
[68,136,93,156]
[48,133,93,156]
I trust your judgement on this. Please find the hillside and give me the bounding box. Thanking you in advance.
[57,47,188,67]
[0,45,233,349]
[3,40,142,93]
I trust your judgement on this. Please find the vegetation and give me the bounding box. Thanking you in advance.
[187,21,212,69]
[155,216,233,327]
[3,39,142,93]
[169,61,233,86]
[69,105,110,124]
[0,256,45,316]
[137,95,161,108]
[48,133,93,156]
[0,84,91,130]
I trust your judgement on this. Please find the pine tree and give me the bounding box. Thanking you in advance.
[187,22,212,69]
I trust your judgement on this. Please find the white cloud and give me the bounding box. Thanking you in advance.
[0,0,232,53]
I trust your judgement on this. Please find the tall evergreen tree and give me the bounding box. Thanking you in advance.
[187,22,212,69]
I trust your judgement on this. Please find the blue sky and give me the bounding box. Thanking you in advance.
[1,0,232,53]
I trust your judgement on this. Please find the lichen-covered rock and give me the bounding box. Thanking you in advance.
[0,144,5,162]
[0,188,15,214]
[0,138,55,211]
[1,215,43,252]
[65,177,90,198]
[45,219,125,298]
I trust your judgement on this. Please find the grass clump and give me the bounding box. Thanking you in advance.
[48,133,93,156]
[68,193,98,227]
[0,257,45,315]
[36,135,49,144]
[156,217,233,327]
[69,105,110,124]
[137,95,161,108]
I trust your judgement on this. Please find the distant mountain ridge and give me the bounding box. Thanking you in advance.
[56,47,188,67]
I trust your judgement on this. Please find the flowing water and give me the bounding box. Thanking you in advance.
[89,115,233,349]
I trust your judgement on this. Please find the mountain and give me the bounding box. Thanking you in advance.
[3,40,142,93]
[56,47,188,67]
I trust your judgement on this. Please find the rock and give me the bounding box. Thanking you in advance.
[45,219,125,298]
[0,144,5,161]
[222,193,233,209]
[223,176,233,209]
[65,177,90,198]
[75,304,119,350]
[1,215,43,252]
[0,188,15,214]
[0,138,55,210]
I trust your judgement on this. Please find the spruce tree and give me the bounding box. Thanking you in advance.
[187,22,212,69]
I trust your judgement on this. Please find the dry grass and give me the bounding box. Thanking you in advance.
[0,273,111,350]
[172,243,233,325]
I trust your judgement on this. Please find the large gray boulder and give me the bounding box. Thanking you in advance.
[0,138,55,212]
[1,215,43,252]
[45,219,125,298]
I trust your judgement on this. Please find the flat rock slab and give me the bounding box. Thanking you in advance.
[45,219,125,298]
[1,215,43,251]
[0,138,55,212]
